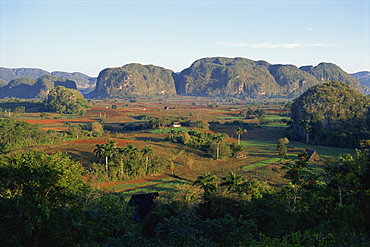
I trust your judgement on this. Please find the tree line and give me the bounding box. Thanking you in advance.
[164,128,248,160]
[92,140,167,181]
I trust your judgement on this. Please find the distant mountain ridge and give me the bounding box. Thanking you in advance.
[0,75,77,99]
[174,57,363,98]
[351,71,370,88]
[1,57,367,99]
[0,67,96,94]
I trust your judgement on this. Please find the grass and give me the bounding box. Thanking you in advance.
[147,127,190,134]
[242,157,283,171]
[289,141,355,158]
[116,178,191,196]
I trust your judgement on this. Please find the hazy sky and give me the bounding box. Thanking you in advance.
[1,0,369,77]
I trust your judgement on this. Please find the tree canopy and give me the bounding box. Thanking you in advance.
[289,81,370,148]
[43,86,89,114]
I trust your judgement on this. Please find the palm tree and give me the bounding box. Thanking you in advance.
[93,140,117,173]
[235,127,247,145]
[213,133,224,160]
[124,143,139,158]
[220,171,245,192]
[193,172,218,195]
[93,144,104,163]
[141,146,153,174]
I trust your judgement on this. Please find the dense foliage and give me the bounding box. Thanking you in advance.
[43,86,89,114]
[0,118,58,152]
[91,141,167,181]
[133,150,370,246]
[289,81,370,148]
[0,118,99,153]
[165,129,248,159]
[0,150,128,246]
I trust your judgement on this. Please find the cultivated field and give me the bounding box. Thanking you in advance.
[8,96,355,196]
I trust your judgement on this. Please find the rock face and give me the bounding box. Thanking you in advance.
[351,71,370,88]
[0,67,96,94]
[51,71,97,94]
[174,57,363,98]
[300,63,362,91]
[1,58,364,99]
[175,57,278,98]
[91,63,177,99]
[0,75,77,99]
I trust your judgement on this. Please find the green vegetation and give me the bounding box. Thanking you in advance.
[0,150,128,246]
[91,141,167,181]
[289,81,370,148]
[92,63,177,99]
[43,86,89,115]
[0,118,98,153]
[1,92,369,246]
[138,150,370,246]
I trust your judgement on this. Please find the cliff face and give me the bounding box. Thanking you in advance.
[351,71,370,89]
[175,57,278,98]
[300,63,362,92]
[91,63,177,99]
[0,75,77,99]
[174,58,363,98]
[51,71,97,94]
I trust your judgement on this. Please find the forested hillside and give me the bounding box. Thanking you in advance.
[91,63,177,99]
[288,81,370,148]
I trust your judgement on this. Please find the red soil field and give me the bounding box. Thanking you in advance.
[66,138,142,146]
[24,119,96,125]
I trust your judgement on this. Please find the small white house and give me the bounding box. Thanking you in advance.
[171,122,181,128]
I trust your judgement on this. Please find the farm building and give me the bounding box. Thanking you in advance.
[171,122,181,127]
[303,149,321,162]
[128,192,159,221]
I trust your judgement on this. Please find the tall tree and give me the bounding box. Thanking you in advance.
[141,146,153,174]
[212,133,225,160]
[235,127,247,145]
[220,171,245,192]
[193,172,218,195]
[0,150,87,245]
[93,140,117,173]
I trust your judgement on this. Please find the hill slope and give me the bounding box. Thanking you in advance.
[0,75,77,99]
[175,57,362,98]
[0,67,96,93]
[91,63,177,99]
[351,71,370,88]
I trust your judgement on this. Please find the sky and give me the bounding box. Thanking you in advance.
[0,0,369,77]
